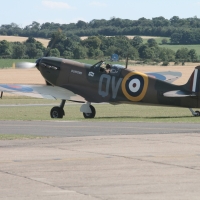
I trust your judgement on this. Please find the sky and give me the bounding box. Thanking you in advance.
[1,0,200,27]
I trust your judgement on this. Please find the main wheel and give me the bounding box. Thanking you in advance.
[50,107,64,118]
[83,105,96,119]
[195,111,200,116]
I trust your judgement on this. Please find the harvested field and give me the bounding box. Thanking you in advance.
[0,36,50,47]
[0,68,45,84]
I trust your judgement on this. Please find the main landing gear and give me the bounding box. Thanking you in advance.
[50,101,96,119]
[189,108,200,117]
[80,102,96,119]
[50,100,66,118]
[83,105,96,118]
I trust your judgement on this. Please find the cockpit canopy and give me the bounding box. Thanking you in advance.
[91,61,125,72]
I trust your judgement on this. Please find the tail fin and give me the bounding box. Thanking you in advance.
[164,66,200,97]
[184,66,200,93]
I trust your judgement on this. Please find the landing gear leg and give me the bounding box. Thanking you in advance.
[189,108,200,117]
[50,100,66,119]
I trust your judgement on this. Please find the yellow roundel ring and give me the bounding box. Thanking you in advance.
[121,71,148,102]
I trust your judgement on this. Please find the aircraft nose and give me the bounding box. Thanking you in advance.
[36,57,42,67]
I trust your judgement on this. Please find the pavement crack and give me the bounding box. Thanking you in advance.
[0,169,63,190]
[58,148,200,173]
[0,170,104,200]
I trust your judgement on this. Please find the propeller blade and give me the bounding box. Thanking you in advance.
[45,29,62,57]
[125,56,129,69]
[15,62,36,69]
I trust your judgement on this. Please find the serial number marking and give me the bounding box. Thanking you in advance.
[71,70,82,75]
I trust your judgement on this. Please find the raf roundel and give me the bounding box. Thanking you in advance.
[122,72,148,102]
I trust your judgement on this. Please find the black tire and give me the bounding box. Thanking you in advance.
[195,111,200,116]
[50,107,64,119]
[83,105,96,119]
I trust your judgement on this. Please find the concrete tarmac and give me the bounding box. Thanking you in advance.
[1,121,200,200]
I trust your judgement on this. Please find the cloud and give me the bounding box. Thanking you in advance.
[42,0,73,9]
[89,1,107,7]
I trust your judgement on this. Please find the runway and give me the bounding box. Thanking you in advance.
[1,120,200,136]
[1,121,200,200]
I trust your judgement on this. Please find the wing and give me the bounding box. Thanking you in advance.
[146,71,182,83]
[0,84,86,102]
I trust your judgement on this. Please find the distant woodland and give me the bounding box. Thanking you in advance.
[1,16,200,44]
[0,16,200,64]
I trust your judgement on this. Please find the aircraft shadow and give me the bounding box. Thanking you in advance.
[95,115,192,120]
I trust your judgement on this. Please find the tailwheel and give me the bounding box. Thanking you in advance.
[50,106,64,119]
[189,108,200,117]
[83,105,96,119]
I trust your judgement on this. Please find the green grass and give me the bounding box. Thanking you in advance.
[142,37,200,56]
[0,97,199,122]
[143,37,170,44]
[160,44,200,55]
[0,134,44,140]
[0,96,60,104]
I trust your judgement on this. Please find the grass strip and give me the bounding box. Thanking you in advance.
[0,134,44,140]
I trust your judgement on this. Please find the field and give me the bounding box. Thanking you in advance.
[160,44,200,55]
[141,36,200,55]
[0,36,50,47]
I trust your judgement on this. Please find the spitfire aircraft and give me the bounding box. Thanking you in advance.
[0,56,200,118]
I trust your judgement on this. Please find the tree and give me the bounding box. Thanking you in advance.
[159,48,175,61]
[62,50,74,59]
[81,36,102,49]
[161,38,168,44]
[0,40,12,57]
[139,44,155,60]
[170,32,182,44]
[73,46,87,59]
[131,36,143,48]
[26,43,38,58]
[25,36,36,44]
[105,46,118,57]
[50,48,60,57]
[12,43,26,58]
[188,49,198,62]
[147,39,158,47]
[152,17,169,27]
[76,20,87,28]
[143,48,156,59]
[175,48,189,61]
[94,49,104,58]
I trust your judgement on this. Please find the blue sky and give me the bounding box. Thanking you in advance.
[1,0,200,27]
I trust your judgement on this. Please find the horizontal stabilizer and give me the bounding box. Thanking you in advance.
[163,90,196,97]
[146,71,182,83]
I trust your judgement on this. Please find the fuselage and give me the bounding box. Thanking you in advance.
[37,57,199,108]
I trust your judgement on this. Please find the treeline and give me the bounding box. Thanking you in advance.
[0,33,198,65]
[1,16,200,44]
